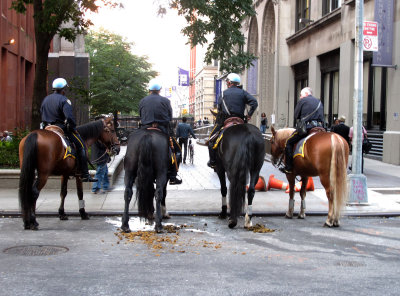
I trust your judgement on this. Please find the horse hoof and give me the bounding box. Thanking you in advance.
[228,219,237,229]
[81,214,90,220]
[218,213,227,219]
[30,223,39,230]
[163,214,171,219]
[333,221,340,227]
[297,215,305,219]
[285,214,293,219]
[59,215,68,221]
[155,226,163,233]
[324,222,333,228]
[121,226,131,233]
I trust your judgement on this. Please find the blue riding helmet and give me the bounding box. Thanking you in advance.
[148,79,162,91]
[52,78,68,90]
[227,73,241,84]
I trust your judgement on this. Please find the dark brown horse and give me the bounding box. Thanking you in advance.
[18,116,120,230]
[270,126,349,227]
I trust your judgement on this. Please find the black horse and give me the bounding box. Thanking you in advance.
[214,122,265,228]
[122,128,175,233]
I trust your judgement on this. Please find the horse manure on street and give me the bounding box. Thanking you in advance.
[247,224,275,233]
[113,224,223,255]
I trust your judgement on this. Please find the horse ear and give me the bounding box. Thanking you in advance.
[210,109,218,117]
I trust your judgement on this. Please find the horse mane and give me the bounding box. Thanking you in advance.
[76,120,103,141]
[276,128,296,147]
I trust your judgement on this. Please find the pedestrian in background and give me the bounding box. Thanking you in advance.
[91,140,111,194]
[331,115,350,145]
[349,125,368,173]
[176,117,196,164]
[1,131,11,142]
[260,112,268,133]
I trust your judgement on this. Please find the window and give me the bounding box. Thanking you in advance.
[322,0,341,16]
[296,0,310,31]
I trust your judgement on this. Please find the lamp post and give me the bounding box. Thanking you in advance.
[348,0,368,204]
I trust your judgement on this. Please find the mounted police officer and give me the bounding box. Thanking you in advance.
[41,78,97,182]
[139,79,182,185]
[207,73,258,168]
[280,87,325,174]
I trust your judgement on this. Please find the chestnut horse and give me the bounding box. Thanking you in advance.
[270,126,349,227]
[18,116,120,230]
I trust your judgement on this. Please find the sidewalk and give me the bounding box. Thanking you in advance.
[1,143,400,217]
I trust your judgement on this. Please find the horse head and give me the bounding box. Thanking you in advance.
[100,115,120,155]
[270,126,295,167]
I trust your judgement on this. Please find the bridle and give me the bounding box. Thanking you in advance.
[101,118,120,155]
[270,134,284,169]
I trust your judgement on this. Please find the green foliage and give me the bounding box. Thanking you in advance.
[0,129,30,168]
[11,0,121,42]
[85,29,157,116]
[170,0,257,73]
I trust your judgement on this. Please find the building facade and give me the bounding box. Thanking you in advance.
[242,0,400,164]
[0,1,35,131]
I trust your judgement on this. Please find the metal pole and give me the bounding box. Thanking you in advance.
[348,0,368,204]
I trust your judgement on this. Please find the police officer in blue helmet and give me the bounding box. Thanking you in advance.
[139,79,182,185]
[41,78,97,182]
[207,73,258,168]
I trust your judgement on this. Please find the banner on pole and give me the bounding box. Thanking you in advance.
[373,0,394,66]
[178,68,189,86]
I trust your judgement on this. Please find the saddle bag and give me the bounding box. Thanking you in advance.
[296,119,307,136]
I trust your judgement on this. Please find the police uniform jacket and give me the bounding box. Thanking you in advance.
[176,123,196,139]
[218,86,258,118]
[41,93,76,129]
[139,93,172,126]
[294,95,324,129]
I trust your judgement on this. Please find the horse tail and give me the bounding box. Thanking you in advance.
[18,132,38,222]
[136,134,155,218]
[330,134,348,219]
[229,132,252,222]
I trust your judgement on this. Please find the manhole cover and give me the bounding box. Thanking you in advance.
[336,261,365,267]
[3,245,69,256]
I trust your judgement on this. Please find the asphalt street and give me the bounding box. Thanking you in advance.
[1,215,400,296]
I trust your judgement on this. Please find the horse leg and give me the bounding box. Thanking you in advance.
[154,186,163,233]
[244,174,258,228]
[58,176,69,220]
[320,176,334,227]
[76,178,89,220]
[27,178,41,230]
[285,175,296,219]
[298,177,308,219]
[161,185,170,219]
[121,172,135,233]
[216,167,228,219]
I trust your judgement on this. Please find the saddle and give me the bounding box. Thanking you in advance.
[212,117,244,149]
[293,127,325,159]
[44,125,75,159]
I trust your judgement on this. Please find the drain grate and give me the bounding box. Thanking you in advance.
[336,261,365,267]
[3,245,69,256]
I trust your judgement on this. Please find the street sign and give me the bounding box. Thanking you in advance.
[363,21,378,51]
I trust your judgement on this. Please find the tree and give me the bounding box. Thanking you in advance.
[85,29,156,117]
[11,0,121,129]
[169,0,257,73]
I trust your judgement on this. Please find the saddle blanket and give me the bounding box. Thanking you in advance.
[293,133,314,159]
[44,125,75,159]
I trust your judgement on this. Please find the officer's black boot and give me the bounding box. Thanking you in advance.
[207,142,217,168]
[280,145,293,174]
[77,149,98,182]
[168,165,182,185]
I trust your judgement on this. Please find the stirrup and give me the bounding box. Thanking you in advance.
[207,160,216,168]
[279,166,292,174]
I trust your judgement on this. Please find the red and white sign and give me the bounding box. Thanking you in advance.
[363,21,378,52]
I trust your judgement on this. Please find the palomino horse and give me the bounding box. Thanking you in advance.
[18,116,120,230]
[122,128,179,233]
[214,121,265,228]
[270,126,349,227]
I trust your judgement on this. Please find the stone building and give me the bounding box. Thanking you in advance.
[242,0,400,164]
[0,1,35,131]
